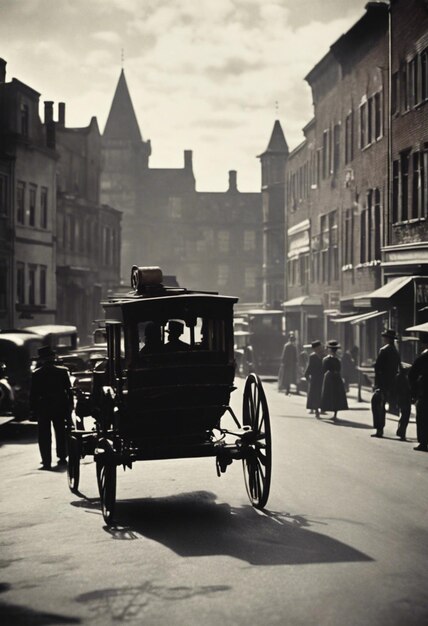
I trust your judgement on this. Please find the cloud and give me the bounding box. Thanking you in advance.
[92,31,122,44]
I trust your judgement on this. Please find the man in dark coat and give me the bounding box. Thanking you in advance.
[372,329,401,438]
[305,340,324,417]
[30,346,73,470]
[280,332,298,395]
[408,332,428,452]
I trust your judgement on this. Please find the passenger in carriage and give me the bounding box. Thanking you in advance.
[164,320,190,352]
[139,322,163,355]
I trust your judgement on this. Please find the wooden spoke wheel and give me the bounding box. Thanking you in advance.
[67,435,81,493]
[96,447,117,525]
[242,373,272,509]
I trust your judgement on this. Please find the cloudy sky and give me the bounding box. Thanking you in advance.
[1,0,368,191]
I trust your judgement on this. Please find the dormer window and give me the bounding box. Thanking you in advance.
[20,103,29,137]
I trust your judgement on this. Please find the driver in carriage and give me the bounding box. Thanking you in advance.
[164,320,190,352]
[139,322,163,356]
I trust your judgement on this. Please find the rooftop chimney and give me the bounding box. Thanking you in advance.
[44,101,54,124]
[0,58,6,84]
[228,170,238,192]
[184,150,193,170]
[58,102,65,126]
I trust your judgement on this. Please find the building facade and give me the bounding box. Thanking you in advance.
[56,104,121,343]
[281,0,428,365]
[100,69,263,303]
[0,59,57,329]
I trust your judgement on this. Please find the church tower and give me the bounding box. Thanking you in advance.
[258,120,289,308]
[100,69,151,279]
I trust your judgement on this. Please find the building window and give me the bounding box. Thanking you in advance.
[0,262,7,310]
[169,197,182,219]
[322,130,329,179]
[69,215,75,251]
[40,187,48,228]
[0,174,7,215]
[16,262,25,304]
[40,265,47,305]
[345,112,354,164]
[409,57,418,108]
[321,215,329,282]
[29,184,36,227]
[411,150,428,220]
[17,181,25,224]
[400,151,410,221]
[374,189,381,260]
[360,209,367,264]
[421,49,428,102]
[28,265,36,305]
[343,208,354,266]
[20,103,29,137]
[374,92,382,139]
[244,267,256,289]
[401,62,409,111]
[218,264,228,287]
[218,230,229,253]
[333,124,340,174]
[359,102,367,149]
[243,230,256,251]
[392,159,399,223]
[391,72,399,114]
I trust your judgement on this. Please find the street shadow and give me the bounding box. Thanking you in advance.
[322,417,372,430]
[75,580,230,622]
[104,490,373,566]
[0,582,80,625]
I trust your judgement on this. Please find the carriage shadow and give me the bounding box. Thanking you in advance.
[107,490,373,566]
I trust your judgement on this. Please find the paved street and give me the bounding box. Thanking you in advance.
[1,379,428,626]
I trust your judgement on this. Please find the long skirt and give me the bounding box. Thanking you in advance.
[320,371,348,412]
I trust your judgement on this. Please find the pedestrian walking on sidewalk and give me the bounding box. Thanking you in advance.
[395,365,412,441]
[408,332,428,452]
[305,340,324,417]
[279,332,298,395]
[371,329,400,438]
[30,346,73,470]
[320,340,348,419]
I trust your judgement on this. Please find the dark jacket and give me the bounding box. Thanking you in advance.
[305,352,323,409]
[281,341,298,386]
[30,363,72,416]
[374,343,401,394]
[408,348,428,400]
[320,354,348,411]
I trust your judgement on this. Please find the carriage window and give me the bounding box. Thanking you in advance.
[136,317,226,355]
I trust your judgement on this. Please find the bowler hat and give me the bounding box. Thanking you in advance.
[381,329,396,340]
[327,339,340,349]
[37,345,56,360]
[311,340,321,348]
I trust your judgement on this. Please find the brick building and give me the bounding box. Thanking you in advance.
[56,104,121,343]
[0,59,57,329]
[100,69,262,302]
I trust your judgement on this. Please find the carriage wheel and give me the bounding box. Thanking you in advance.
[242,373,272,509]
[67,435,81,493]
[96,451,116,525]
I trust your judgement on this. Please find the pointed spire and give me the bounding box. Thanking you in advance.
[258,120,288,157]
[103,69,142,141]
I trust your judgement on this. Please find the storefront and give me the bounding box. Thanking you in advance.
[282,295,323,347]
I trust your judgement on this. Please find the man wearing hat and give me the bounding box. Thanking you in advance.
[30,346,73,470]
[164,320,190,352]
[408,332,428,451]
[372,329,401,438]
[280,332,298,395]
[305,340,324,417]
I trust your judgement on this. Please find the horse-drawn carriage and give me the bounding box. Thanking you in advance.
[67,267,272,524]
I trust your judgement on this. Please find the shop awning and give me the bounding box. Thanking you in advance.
[350,310,387,325]
[406,322,428,332]
[331,310,386,324]
[363,276,413,300]
[282,295,323,309]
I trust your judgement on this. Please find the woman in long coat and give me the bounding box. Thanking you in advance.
[320,340,348,419]
[305,340,324,417]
